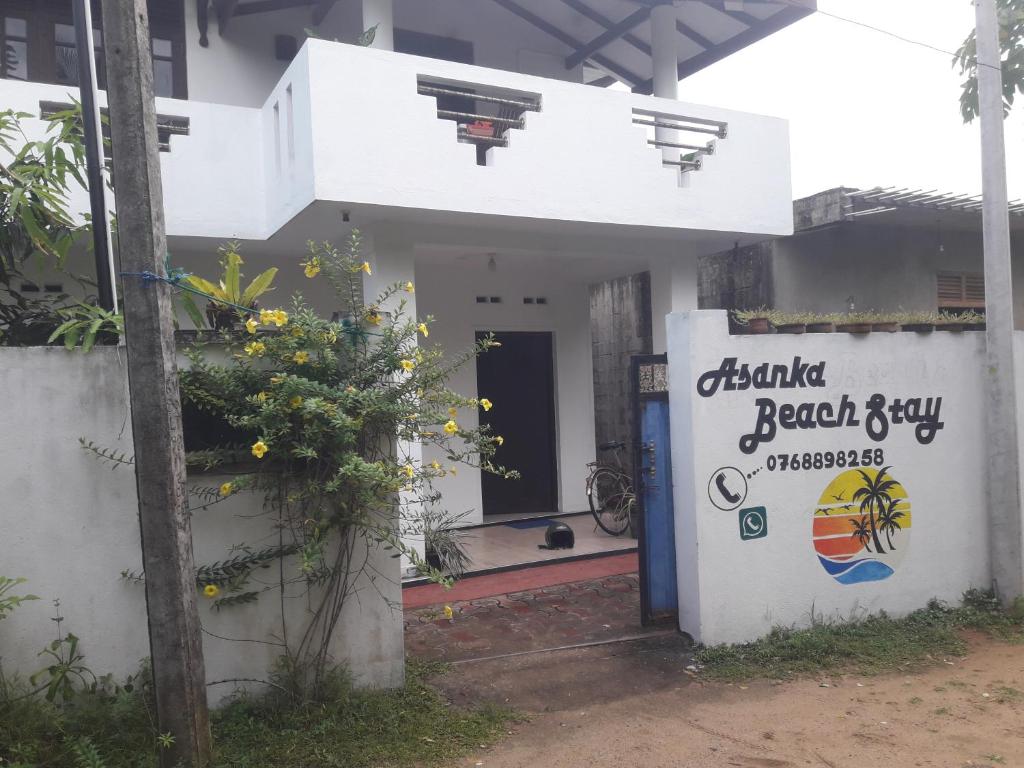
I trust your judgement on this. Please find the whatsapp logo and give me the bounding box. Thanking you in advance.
[739,507,768,541]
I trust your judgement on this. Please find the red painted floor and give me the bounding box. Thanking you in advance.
[403,551,639,609]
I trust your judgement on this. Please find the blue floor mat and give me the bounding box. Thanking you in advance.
[503,517,555,529]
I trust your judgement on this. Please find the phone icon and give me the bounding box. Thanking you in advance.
[716,473,741,505]
[739,507,768,540]
[708,467,748,510]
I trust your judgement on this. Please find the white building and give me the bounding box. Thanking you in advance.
[1,0,814,531]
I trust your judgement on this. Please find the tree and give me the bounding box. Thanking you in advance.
[852,467,897,555]
[850,516,873,553]
[877,497,907,551]
[955,0,1024,122]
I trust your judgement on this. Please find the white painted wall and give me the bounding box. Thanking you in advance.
[667,311,992,645]
[0,348,404,700]
[415,254,596,524]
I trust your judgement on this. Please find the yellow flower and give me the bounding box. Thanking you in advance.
[303,258,321,278]
[402,464,415,479]
[480,398,493,412]
[255,391,268,403]
[366,310,382,326]
[417,322,429,338]
[449,467,457,477]
[291,326,305,338]
[405,281,415,293]
[203,584,220,598]
[430,461,442,471]
[245,318,258,334]
[270,375,285,385]
[293,351,309,364]
[400,359,415,372]
[360,261,372,275]
[219,482,233,497]
[251,440,269,459]
[448,407,458,418]
[444,420,458,435]
[261,309,289,327]
[244,341,266,357]
[495,435,504,446]
[443,605,453,620]
[290,396,303,409]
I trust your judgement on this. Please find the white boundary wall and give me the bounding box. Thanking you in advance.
[0,348,404,701]
[667,311,994,645]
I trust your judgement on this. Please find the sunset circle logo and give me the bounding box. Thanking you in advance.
[812,467,911,585]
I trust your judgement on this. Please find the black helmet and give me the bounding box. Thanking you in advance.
[544,521,575,550]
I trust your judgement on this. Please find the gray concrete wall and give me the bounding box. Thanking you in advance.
[697,241,774,311]
[772,224,1024,322]
[590,273,652,478]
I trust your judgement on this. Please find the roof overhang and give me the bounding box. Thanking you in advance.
[202,0,817,91]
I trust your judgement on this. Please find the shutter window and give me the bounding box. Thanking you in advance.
[937,272,985,310]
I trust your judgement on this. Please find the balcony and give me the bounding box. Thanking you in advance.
[0,39,795,242]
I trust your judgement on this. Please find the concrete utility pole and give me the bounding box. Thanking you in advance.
[100,1,211,765]
[976,0,1024,604]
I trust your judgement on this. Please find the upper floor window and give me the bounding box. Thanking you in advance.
[0,1,185,99]
[3,17,29,81]
[937,271,985,313]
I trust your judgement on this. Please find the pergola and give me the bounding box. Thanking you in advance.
[196,0,816,94]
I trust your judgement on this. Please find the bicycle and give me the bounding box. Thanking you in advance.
[586,440,636,536]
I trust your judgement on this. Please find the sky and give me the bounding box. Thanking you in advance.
[677,0,1024,200]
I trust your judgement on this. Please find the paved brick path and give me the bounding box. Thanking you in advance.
[404,573,656,662]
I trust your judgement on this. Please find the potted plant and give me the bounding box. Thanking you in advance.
[773,311,808,335]
[870,312,900,333]
[835,312,874,334]
[935,311,967,332]
[732,307,775,335]
[180,244,278,330]
[900,311,936,333]
[961,310,986,331]
[422,510,472,577]
[806,313,836,333]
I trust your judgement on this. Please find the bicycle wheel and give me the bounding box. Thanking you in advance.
[588,467,632,536]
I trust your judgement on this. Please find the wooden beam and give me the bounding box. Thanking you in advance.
[488,0,644,87]
[635,3,812,93]
[590,75,616,87]
[233,0,318,16]
[558,0,651,56]
[676,20,714,51]
[213,0,240,35]
[564,6,651,69]
[196,0,209,46]
[698,0,760,28]
[312,0,337,25]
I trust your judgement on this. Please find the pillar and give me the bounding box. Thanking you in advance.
[650,3,679,164]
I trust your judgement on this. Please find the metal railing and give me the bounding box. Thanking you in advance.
[632,109,728,177]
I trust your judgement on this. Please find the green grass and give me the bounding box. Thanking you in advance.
[0,661,515,768]
[694,591,1024,682]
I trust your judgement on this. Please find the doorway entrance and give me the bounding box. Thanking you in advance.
[475,331,558,516]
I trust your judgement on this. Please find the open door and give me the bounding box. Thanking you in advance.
[475,331,558,516]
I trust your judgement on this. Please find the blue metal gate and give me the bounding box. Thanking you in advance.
[632,354,677,625]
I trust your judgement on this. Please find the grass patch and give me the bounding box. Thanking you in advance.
[1,661,514,768]
[694,590,1024,682]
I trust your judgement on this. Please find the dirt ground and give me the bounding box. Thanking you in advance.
[438,633,1024,768]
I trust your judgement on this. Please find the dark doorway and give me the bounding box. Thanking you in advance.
[475,331,558,516]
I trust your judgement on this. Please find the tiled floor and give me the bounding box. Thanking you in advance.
[456,512,636,574]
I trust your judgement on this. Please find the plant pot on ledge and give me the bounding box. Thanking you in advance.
[206,304,241,330]
[744,317,772,334]
[775,323,806,334]
[901,322,934,333]
[806,321,835,333]
[836,322,872,334]
[872,322,899,333]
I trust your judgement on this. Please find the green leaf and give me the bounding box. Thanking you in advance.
[240,267,277,307]
[184,275,224,301]
[180,293,207,329]
[224,250,242,303]
[82,316,104,353]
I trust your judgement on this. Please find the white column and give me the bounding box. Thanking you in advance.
[362,229,424,576]
[650,3,679,165]
[362,0,394,51]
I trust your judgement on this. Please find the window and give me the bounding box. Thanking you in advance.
[937,272,985,313]
[2,17,28,81]
[54,22,105,89]
[0,1,185,99]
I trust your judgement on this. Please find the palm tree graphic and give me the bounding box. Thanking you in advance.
[877,497,907,551]
[850,516,873,553]
[852,466,898,555]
